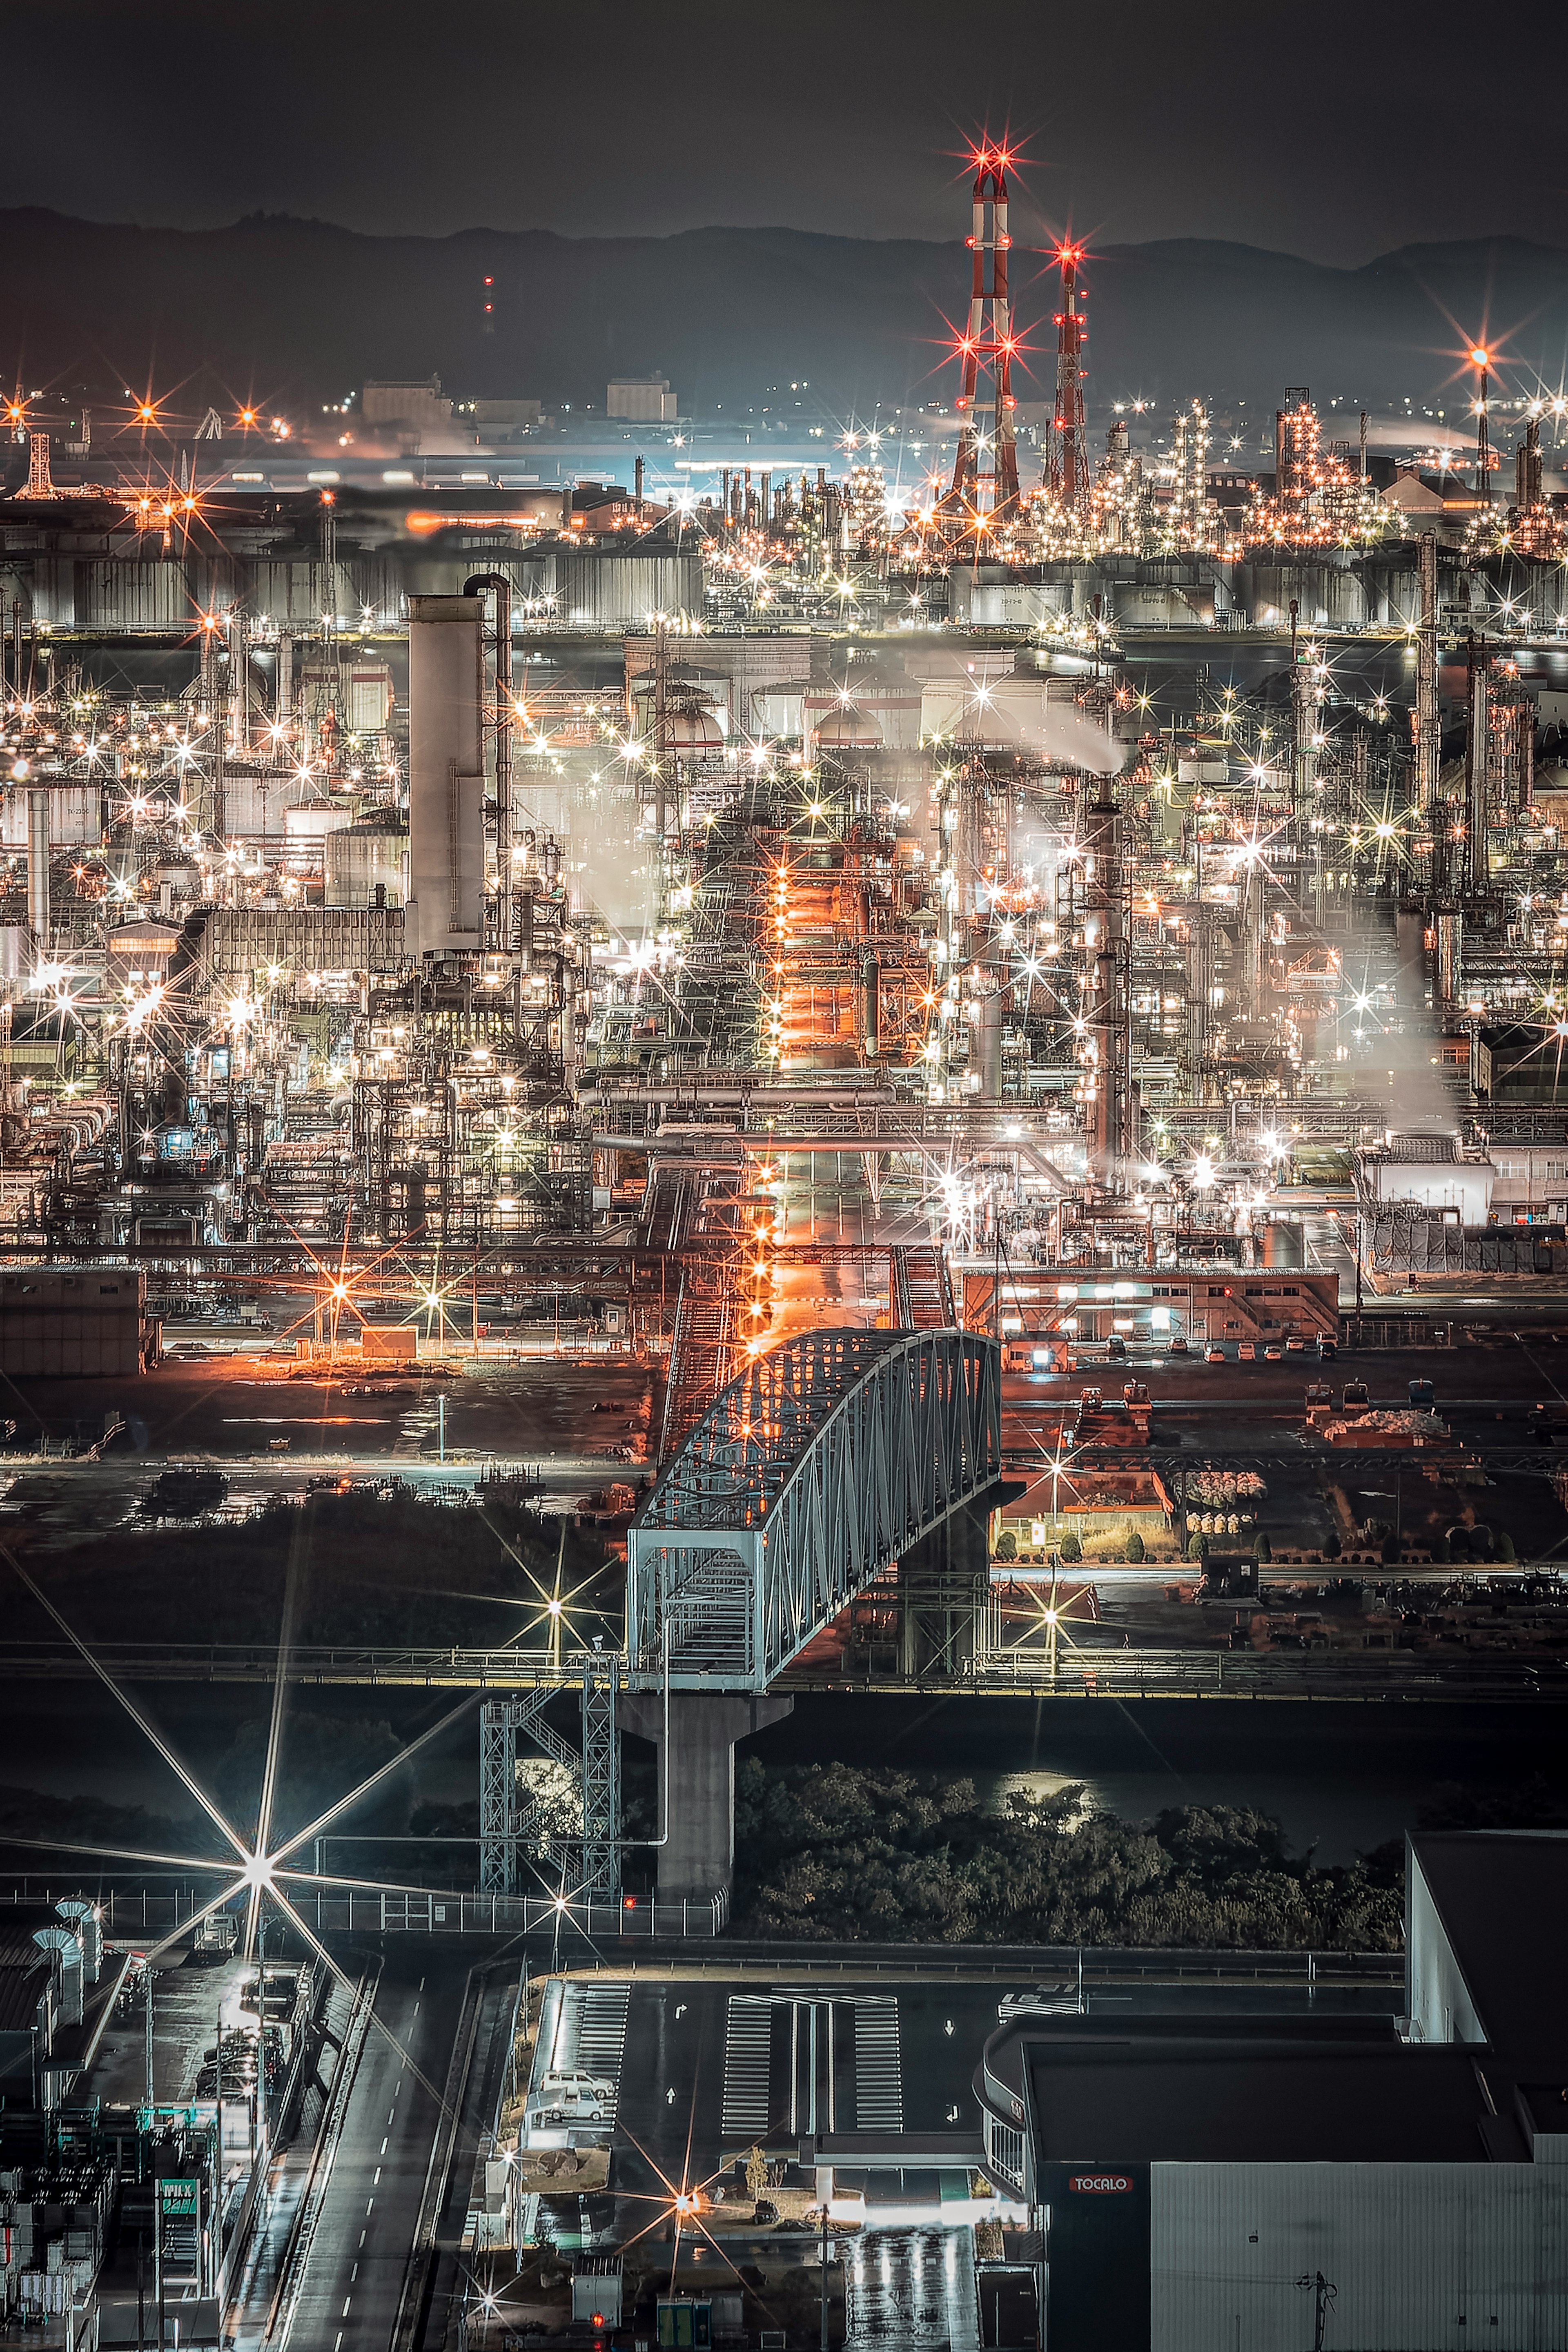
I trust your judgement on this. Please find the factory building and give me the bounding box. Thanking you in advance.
[0,1270,154,1376]
[973,1833,1568,2351]
[606,377,677,422]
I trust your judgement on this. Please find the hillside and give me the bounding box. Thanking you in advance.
[2,210,1563,428]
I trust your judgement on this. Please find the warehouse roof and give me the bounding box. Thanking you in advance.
[1027,2032,1485,2164]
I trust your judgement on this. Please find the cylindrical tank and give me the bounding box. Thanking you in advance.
[325,820,408,907]
[345,655,395,735]
[0,926,29,979]
[406,595,485,957]
[1261,1221,1304,1270]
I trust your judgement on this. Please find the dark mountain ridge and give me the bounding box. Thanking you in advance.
[2,209,1563,431]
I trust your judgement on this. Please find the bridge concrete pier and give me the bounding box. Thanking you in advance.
[621,1690,793,1899]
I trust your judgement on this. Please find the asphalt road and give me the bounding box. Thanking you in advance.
[243,1945,468,2352]
[1003,1340,1568,1445]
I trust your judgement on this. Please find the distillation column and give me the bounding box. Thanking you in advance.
[1415,533,1440,811]
[1085,788,1125,1175]
[27,790,49,945]
[1466,636,1490,898]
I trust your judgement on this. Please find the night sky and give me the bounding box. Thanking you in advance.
[9,0,1567,265]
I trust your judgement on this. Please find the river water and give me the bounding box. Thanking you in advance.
[0,1684,1561,1874]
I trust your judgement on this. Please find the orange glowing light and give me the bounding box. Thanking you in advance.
[1470,347,1490,368]
[403,510,546,537]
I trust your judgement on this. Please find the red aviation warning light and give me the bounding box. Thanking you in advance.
[943,143,1022,519]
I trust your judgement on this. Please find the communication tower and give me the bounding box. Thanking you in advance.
[945,145,1020,519]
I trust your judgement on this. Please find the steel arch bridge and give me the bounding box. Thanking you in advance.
[627,1327,1002,1693]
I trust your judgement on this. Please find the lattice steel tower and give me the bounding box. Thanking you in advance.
[946,145,1020,517]
[1045,244,1089,514]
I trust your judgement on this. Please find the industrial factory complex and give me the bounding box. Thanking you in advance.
[4,142,1568,2350]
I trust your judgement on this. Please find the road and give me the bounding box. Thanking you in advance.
[560,1958,1404,2346]
[234,1946,470,2352]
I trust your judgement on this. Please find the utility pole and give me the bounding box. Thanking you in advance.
[1296,2270,1336,2352]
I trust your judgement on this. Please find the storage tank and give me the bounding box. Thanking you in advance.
[406,594,485,957]
[812,708,883,751]
[327,816,408,907]
[345,655,395,735]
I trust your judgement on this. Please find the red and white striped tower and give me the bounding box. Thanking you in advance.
[946,145,1020,518]
[1045,243,1089,514]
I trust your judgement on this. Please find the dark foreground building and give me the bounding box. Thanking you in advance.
[974,1832,1568,2350]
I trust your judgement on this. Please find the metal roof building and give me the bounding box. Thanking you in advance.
[973,1833,1568,2351]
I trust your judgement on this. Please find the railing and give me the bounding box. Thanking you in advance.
[0,1643,573,1683]
[2,1635,1564,1698]
[0,1881,730,1938]
[956,1642,1568,1699]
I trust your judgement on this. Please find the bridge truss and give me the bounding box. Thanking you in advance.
[627,1326,1002,1692]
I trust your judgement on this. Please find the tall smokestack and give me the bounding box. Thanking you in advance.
[405,595,486,958]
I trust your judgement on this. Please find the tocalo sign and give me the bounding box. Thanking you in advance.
[1068,2174,1132,2194]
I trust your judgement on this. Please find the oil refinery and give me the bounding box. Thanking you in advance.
[0,154,1566,1355]
[7,125,1568,2352]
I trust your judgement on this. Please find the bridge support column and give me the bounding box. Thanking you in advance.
[896,1494,991,1679]
[620,1691,793,1900]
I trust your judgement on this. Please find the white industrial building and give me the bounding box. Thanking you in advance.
[974,1832,1568,2350]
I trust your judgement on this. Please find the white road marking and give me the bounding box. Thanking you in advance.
[341,2297,352,2317]
[379,2138,388,2156]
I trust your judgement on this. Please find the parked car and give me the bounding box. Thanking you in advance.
[1205,1345,1226,1364]
[1316,1336,1338,1359]
[531,2067,616,2124]
[1106,1334,1127,1361]
[1167,1334,1190,1355]
[1408,1378,1436,1408]
[1237,1341,1257,1362]
[1285,1336,1306,1354]
[1263,1344,1284,1361]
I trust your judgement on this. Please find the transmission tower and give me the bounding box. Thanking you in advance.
[1045,243,1089,514]
[945,144,1020,519]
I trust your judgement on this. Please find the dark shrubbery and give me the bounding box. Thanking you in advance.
[732,1762,1403,1950]
[7,1492,615,1652]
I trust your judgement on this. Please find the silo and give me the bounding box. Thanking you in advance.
[406,595,485,958]
[326,817,409,907]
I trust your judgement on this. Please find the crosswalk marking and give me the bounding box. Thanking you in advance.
[721,1995,775,2138]
[853,1997,904,2131]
